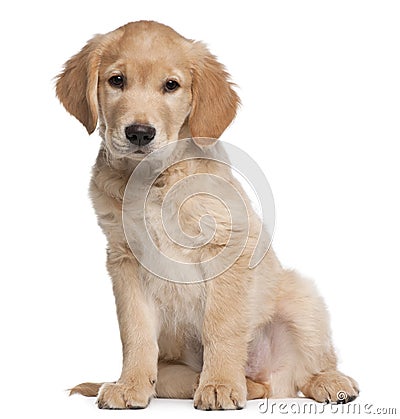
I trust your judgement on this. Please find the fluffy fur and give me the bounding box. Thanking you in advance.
[57,21,358,410]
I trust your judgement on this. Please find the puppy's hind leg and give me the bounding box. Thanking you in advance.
[156,362,199,399]
[156,362,270,400]
[274,270,359,403]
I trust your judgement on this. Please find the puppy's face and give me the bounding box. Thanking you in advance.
[97,26,193,159]
[56,21,239,160]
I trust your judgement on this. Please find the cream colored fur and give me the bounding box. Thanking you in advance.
[57,21,358,410]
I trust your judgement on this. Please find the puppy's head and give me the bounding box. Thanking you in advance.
[56,21,239,159]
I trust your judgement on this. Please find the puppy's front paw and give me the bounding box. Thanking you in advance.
[97,381,154,409]
[194,378,246,410]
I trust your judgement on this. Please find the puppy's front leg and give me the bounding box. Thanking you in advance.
[194,272,249,410]
[97,248,158,409]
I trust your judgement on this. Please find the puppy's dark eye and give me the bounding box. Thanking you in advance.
[164,79,180,92]
[109,75,125,88]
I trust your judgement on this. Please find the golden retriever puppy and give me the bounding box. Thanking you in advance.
[57,21,358,410]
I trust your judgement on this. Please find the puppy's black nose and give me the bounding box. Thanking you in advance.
[125,124,156,146]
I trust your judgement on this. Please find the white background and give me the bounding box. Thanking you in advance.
[1,1,399,417]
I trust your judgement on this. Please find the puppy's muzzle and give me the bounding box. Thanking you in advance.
[125,123,156,146]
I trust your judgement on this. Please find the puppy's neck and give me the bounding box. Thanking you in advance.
[94,139,232,204]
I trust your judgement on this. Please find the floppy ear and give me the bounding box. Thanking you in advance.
[56,35,103,134]
[189,42,240,140]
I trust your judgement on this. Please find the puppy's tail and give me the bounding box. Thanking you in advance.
[69,382,103,397]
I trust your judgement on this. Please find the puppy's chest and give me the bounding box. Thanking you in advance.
[144,273,206,355]
[129,180,211,259]
[133,177,231,252]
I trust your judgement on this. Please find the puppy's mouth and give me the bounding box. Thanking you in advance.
[128,147,152,159]
[108,140,152,159]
